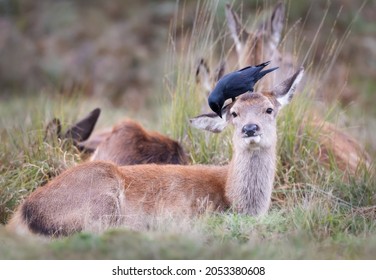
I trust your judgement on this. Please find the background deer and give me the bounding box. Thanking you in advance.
[7,68,303,237]
[90,119,188,165]
[196,2,370,175]
[225,2,290,90]
[46,108,188,166]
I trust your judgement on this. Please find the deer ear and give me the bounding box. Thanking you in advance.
[44,118,62,141]
[214,61,226,82]
[196,58,213,93]
[272,67,304,108]
[225,4,247,55]
[190,103,233,133]
[190,112,228,133]
[64,108,101,142]
[270,2,285,48]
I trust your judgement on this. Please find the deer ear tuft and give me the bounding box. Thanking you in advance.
[273,67,304,108]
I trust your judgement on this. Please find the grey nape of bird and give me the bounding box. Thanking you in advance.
[208,61,278,118]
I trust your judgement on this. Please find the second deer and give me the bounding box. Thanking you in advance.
[46,108,188,166]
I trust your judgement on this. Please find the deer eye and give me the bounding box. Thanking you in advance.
[266,108,273,114]
[231,112,238,118]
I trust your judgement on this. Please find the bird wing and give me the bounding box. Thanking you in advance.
[237,61,270,72]
[237,66,259,79]
[237,66,254,72]
[236,67,260,83]
[222,71,251,96]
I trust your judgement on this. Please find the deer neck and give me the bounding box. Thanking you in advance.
[225,144,276,216]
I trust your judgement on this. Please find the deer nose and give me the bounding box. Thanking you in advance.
[242,124,259,137]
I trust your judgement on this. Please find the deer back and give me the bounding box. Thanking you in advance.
[7,161,228,236]
[45,109,188,166]
[91,119,189,165]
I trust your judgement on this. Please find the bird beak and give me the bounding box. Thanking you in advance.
[217,110,222,118]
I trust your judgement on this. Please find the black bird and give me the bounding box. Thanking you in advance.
[208,61,278,117]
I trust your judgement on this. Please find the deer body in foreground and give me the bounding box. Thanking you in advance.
[7,69,303,236]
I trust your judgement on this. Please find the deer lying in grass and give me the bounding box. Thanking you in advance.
[221,2,370,174]
[7,68,304,237]
[46,108,188,165]
[90,119,189,165]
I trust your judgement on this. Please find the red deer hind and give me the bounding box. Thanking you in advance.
[7,68,304,236]
[46,108,188,166]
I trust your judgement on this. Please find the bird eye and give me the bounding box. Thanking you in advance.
[231,112,238,118]
[266,108,273,114]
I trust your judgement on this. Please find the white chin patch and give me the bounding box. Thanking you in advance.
[244,135,261,145]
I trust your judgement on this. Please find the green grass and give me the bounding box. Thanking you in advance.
[1,207,376,259]
[0,0,375,259]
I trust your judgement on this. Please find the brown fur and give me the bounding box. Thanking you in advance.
[47,110,188,166]
[7,161,228,236]
[91,120,189,165]
[78,129,112,153]
[310,115,371,173]
[7,69,303,237]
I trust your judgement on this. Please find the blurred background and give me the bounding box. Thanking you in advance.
[0,0,375,151]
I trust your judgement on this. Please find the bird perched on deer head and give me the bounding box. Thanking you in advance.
[208,61,278,117]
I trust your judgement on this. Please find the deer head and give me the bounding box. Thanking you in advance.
[225,2,294,90]
[192,67,304,215]
[192,67,304,152]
